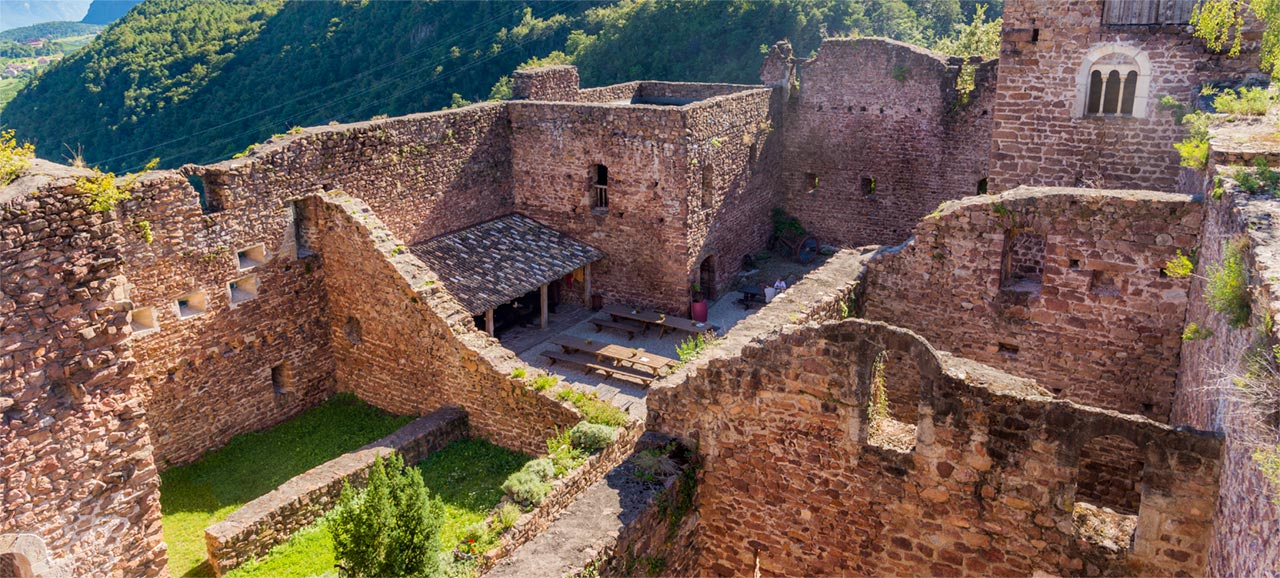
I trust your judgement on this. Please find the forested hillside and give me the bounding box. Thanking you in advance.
[1,0,1000,172]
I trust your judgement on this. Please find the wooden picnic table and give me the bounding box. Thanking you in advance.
[550,335,676,376]
[601,304,718,338]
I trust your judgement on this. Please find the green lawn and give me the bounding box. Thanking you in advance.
[224,438,531,578]
[160,393,414,578]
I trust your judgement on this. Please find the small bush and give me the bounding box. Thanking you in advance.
[1234,157,1280,196]
[555,388,630,427]
[330,453,443,578]
[1182,322,1214,341]
[1211,86,1275,116]
[633,446,680,482]
[501,470,551,506]
[531,374,558,392]
[75,158,159,212]
[521,458,556,481]
[1207,238,1251,328]
[456,521,497,557]
[1164,249,1196,279]
[510,367,527,379]
[1173,111,1212,170]
[0,129,35,186]
[547,427,588,477]
[570,422,618,452]
[494,502,522,531]
[676,332,718,364]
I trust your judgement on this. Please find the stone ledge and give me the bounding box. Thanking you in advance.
[204,406,470,576]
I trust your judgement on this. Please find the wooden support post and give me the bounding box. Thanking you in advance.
[540,283,549,330]
[485,309,495,336]
[584,263,593,309]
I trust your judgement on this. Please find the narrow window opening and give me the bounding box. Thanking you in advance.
[1120,71,1138,115]
[977,178,989,195]
[130,306,159,336]
[1069,258,1082,269]
[176,290,208,319]
[292,200,315,257]
[998,342,1020,357]
[590,164,609,210]
[237,244,266,270]
[1102,70,1123,114]
[1086,70,1105,115]
[861,176,877,196]
[866,349,919,453]
[805,172,819,192]
[271,363,291,396]
[1031,28,1040,42]
[190,174,224,214]
[1000,229,1045,293]
[227,274,260,307]
[344,316,363,346]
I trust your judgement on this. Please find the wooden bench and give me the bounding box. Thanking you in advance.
[540,349,656,386]
[589,316,641,340]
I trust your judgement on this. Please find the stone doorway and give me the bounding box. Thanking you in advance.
[699,255,716,300]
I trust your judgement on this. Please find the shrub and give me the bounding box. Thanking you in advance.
[1164,250,1196,279]
[867,351,891,438]
[555,388,630,427]
[1254,444,1280,504]
[0,129,35,186]
[676,332,717,364]
[501,470,551,506]
[531,374,558,392]
[570,422,617,452]
[1207,238,1251,328]
[546,427,588,477]
[633,446,680,483]
[75,158,159,212]
[510,367,527,379]
[1182,322,1214,341]
[494,502,522,531]
[1234,157,1280,196]
[521,458,556,481]
[330,453,443,578]
[1173,111,1212,170]
[1211,86,1275,116]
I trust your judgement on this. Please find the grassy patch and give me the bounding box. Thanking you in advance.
[417,438,531,551]
[221,438,529,578]
[160,393,413,577]
[555,387,630,427]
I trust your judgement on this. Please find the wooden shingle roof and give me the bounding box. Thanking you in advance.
[410,214,605,315]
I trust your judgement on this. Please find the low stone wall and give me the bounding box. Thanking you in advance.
[598,456,700,577]
[204,407,469,576]
[479,420,645,574]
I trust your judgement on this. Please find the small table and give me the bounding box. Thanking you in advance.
[550,335,677,376]
[602,305,717,338]
[737,285,765,309]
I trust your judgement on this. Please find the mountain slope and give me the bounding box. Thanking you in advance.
[1,0,989,172]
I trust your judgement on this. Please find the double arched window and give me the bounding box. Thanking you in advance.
[1076,45,1151,118]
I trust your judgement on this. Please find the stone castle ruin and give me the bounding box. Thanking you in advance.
[2,0,1277,575]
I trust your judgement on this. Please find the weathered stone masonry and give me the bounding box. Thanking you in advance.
[1,163,167,577]
[862,188,1201,421]
[771,38,997,248]
[649,319,1223,577]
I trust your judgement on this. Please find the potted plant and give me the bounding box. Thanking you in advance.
[690,282,708,323]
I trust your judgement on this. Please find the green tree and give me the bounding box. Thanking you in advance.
[1192,0,1280,82]
[330,453,444,578]
[931,3,1001,58]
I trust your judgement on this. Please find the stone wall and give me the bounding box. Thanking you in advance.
[311,192,579,456]
[776,38,996,248]
[988,0,1262,193]
[647,319,1224,577]
[0,162,166,576]
[509,86,776,313]
[862,187,1201,420]
[1172,137,1280,576]
[205,407,469,576]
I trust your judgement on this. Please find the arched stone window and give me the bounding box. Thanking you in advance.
[1076,45,1151,118]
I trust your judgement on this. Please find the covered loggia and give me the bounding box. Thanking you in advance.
[410,214,605,337]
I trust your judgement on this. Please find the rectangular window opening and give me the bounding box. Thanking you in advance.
[998,342,1020,357]
[861,176,876,196]
[271,363,291,396]
[292,200,316,257]
[237,244,266,270]
[176,290,208,319]
[130,306,159,336]
[228,274,260,307]
[190,174,225,214]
